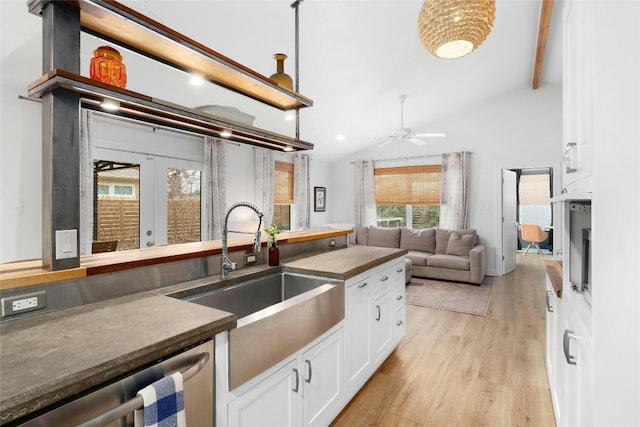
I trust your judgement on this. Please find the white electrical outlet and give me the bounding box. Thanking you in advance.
[1,291,47,317]
[13,297,38,311]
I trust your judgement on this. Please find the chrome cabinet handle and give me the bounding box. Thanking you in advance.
[396,295,403,301]
[381,276,389,282]
[545,291,554,313]
[563,329,577,365]
[396,320,403,326]
[358,282,369,288]
[292,368,299,392]
[376,305,381,321]
[305,360,312,383]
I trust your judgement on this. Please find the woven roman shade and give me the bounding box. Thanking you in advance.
[519,173,550,205]
[374,165,442,205]
[274,160,294,204]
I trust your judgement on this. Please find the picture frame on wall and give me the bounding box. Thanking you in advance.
[314,187,326,212]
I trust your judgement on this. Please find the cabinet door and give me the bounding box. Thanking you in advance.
[545,277,564,425]
[561,298,594,427]
[228,358,301,427]
[373,291,394,363]
[345,277,372,391]
[562,0,595,191]
[302,328,344,427]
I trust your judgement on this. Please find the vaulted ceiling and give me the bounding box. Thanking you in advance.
[1,0,564,163]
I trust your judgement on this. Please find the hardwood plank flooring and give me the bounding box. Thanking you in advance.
[331,254,556,427]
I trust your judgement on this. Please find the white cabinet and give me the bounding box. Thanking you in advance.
[562,0,594,194]
[302,328,344,427]
[228,358,300,427]
[345,258,406,394]
[225,327,344,427]
[345,274,373,391]
[545,275,564,425]
[560,296,594,427]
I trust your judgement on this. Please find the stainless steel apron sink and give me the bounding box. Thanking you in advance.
[183,272,344,389]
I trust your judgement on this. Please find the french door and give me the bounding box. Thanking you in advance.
[93,147,203,250]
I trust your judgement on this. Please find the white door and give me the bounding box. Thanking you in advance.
[93,148,203,250]
[502,169,518,275]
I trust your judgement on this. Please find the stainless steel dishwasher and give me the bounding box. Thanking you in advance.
[13,341,213,427]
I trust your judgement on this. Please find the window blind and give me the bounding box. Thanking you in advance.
[374,165,442,205]
[519,174,550,205]
[274,160,294,204]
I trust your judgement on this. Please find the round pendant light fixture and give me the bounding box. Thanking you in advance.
[417,0,496,59]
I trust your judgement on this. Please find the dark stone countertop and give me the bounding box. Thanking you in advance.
[0,293,235,424]
[282,246,407,280]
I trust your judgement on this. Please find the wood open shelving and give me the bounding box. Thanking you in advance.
[28,69,314,151]
[28,0,313,111]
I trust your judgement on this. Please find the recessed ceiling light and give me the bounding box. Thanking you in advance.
[219,129,232,138]
[101,99,120,111]
[336,134,345,141]
[190,74,205,86]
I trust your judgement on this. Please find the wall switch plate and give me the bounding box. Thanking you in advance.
[244,253,257,265]
[55,229,77,260]
[1,291,47,317]
[330,239,336,247]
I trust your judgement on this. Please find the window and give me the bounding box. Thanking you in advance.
[114,185,133,196]
[374,165,442,229]
[273,161,294,230]
[97,184,109,195]
[518,170,551,226]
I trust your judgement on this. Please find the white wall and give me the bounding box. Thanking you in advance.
[329,84,563,276]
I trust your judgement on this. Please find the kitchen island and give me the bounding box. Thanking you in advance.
[0,244,406,425]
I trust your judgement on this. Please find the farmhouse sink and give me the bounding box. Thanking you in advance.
[183,272,345,389]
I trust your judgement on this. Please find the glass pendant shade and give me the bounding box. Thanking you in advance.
[417,0,496,59]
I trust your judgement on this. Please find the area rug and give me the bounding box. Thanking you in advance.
[406,276,493,316]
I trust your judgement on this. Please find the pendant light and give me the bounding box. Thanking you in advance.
[417,0,496,59]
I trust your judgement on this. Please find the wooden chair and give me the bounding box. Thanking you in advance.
[520,224,548,256]
[92,240,118,254]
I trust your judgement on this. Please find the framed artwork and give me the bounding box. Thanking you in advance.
[314,187,326,212]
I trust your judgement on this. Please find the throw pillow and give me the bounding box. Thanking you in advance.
[368,226,401,248]
[446,232,476,257]
[400,227,436,253]
[355,226,369,246]
[435,228,452,254]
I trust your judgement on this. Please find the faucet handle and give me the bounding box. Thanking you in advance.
[230,262,238,271]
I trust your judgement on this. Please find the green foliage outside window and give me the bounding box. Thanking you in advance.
[376,205,439,229]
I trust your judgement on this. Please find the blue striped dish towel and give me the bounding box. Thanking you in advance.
[137,372,186,427]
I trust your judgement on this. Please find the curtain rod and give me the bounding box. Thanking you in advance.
[350,153,442,164]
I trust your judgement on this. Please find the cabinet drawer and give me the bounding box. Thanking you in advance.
[372,266,395,296]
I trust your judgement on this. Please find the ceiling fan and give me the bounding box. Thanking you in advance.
[377,95,446,147]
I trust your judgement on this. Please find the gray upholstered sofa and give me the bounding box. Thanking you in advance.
[351,226,487,285]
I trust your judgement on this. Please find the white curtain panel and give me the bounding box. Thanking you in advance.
[353,160,377,226]
[203,136,227,240]
[439,151,472,230]
[254,147,275,227]
[293,153,310,230]
[79,109,94,255]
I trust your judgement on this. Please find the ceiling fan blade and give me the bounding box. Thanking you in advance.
[408,137,428,146]
[415,132,446,138]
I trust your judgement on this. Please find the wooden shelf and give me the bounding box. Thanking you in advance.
[28,69,314,152]
[28,0,313,111]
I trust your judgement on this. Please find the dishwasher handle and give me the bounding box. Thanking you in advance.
[76,351,210,427]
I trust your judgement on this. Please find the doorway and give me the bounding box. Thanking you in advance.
[93,148,203,251]
[501,167,554,274]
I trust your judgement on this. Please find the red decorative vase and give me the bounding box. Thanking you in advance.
[268,244,280,266]
[90,46,127,88]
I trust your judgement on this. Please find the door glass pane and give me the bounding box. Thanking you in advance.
[95,163,140,251]
[167,167,201,244]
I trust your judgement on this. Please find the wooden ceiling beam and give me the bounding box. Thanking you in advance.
[532,0,555,89]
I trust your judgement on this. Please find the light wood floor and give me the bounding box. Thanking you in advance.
[331,254,556,427]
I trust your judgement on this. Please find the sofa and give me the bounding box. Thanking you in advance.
[351,226,487,285]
